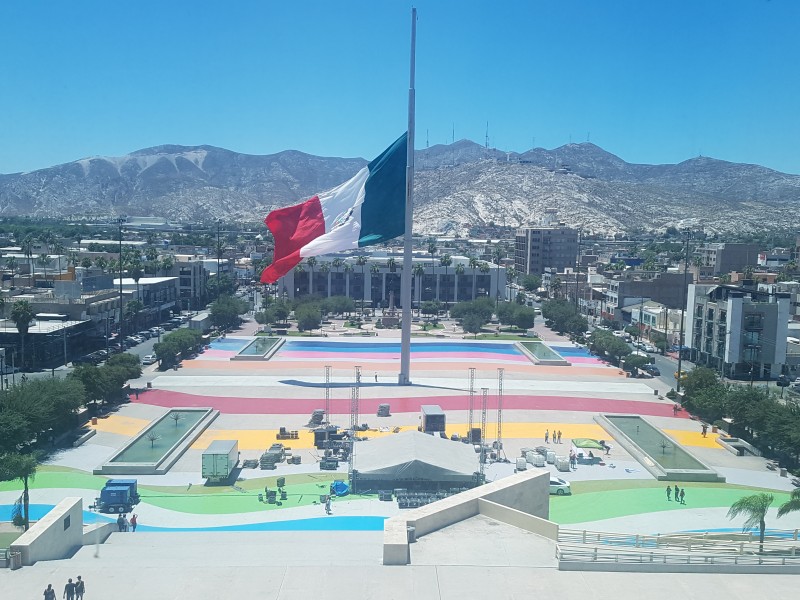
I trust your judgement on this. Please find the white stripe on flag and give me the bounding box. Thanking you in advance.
[299,166,368,257]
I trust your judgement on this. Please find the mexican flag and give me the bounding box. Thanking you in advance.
[260,133,407,284]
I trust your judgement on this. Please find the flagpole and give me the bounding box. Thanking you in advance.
[399,7,416,386]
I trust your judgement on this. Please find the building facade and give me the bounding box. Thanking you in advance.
[685,283,790,380]
[277,254,506,307]
[514,225,578,275]
[694,243,759,275]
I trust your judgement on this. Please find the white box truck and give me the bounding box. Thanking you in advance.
[202,440,238,483]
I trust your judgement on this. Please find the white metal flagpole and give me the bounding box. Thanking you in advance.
[398,7,416,386]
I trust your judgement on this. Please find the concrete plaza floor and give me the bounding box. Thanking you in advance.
[2,319,800,598]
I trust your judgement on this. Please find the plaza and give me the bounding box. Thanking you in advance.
[2,317,800,598]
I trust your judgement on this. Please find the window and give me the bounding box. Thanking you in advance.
[63,516,71,530]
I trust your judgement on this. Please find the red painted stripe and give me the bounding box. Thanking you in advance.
[260,196,325,283]
[134,389,687,418]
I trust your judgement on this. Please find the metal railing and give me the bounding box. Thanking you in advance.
[558,528,800,557]
[556,543,800,566]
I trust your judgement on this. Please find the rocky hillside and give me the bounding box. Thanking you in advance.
[1,141,798,236]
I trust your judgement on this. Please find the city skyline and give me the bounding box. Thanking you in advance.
[1,1,798,175]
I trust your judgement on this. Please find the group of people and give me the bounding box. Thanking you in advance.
[544,429,563,444]
[116,513,138,532]
[666,484,686,504]
[43,576,85,600]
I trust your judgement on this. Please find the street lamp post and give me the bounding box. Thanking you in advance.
[118,218,125,342]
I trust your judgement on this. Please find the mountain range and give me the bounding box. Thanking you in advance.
[1,141,798,236]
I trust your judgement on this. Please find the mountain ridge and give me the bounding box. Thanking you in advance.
[0,142,797,236]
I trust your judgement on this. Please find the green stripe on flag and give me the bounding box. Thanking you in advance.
[358,132,407,247]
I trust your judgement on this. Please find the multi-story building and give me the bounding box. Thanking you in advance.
[601,272,693,322]
[514,212,578,276]
[693,243,759,275]
[277,254,505,308]
[686,283,790,380]
[169,256,210,311]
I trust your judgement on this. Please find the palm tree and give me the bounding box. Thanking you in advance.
[10,300,35,370]
[468,256,479,299]
[343,263,353,298]
[20,234,34,276]
[727,493,774,552]
[356,256,368,311]
[478,262,491,298]
[492,244,505,304]
[50,242,65,278]
[454,263,465,303]
[318,261,330,297]
[37,253,52,283]
[777,488,800,520]
[369,263,381,307]
[130,260,144,303]
[506,266,517,301]
[95,256,108,272]
[160,255,174,276]
[306,256,317,295]
[0,453,38,530]
[412,263,425,315]
[439,254,452,312]
[331,258,343,295]
[5,256,17,288]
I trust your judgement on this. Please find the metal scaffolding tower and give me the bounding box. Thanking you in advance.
[479,387,488,482]
[496,368,506,461]
[348,386,358,487]
[468,367,476,441]
[324,365,331,425]
[351,366,361,431]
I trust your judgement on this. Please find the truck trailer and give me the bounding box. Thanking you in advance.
[202,440,239,483]
[95,479,140,513]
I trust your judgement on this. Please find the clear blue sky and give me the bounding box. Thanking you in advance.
[1,0,798,174]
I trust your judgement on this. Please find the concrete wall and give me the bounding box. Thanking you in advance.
[10,498,83,566]
[82,522,116,546]
[383,470,553,565]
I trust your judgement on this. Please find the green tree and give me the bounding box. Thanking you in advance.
[0,453,38,530]
[683,367,719,398]
[520,274,541,292]
[10,300,35,370]
[210,294,248,330]
[462,313,485,337]
[727,493,774,552]
[296,304,322,332]
[513,306,537,331]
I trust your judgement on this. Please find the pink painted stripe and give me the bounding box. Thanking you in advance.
[277,351,530,362]
[567,357,605,364]
[134,389,687,419]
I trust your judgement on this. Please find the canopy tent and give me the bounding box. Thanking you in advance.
[572,438,605,450]
[352,430,479,492]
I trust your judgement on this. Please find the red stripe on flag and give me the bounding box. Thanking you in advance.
[260,196,325,283]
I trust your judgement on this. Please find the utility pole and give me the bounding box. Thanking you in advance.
[118,218,125,341]
[676,231,691,393]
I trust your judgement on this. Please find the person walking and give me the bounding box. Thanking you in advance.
[666,485,672,501]
[75,576,85,600]
[673,484,679,500]
[63,578,76,600]
[544,429,549,444]
[374,372,378,382]
[679,488,686,504]
[44,584,56,600]
[130,514,138,532]
[116,514,124,532]
[557,430,562,444]
[701,424,708,437]
[122,514,130,532]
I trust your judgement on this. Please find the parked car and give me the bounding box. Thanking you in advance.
[137,330,152,340]
[550,477,572,496]
[643,364,661,376]
[142,354,157,365]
